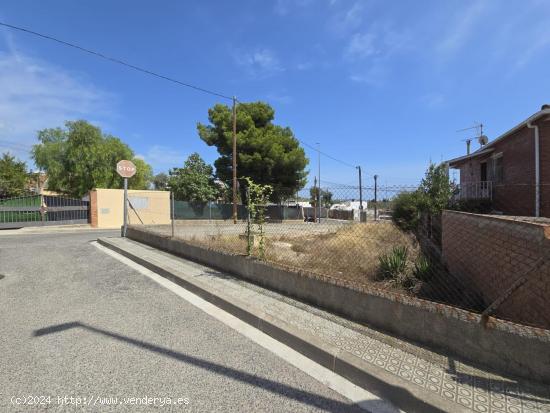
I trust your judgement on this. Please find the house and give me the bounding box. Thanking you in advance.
[446,105,550,217]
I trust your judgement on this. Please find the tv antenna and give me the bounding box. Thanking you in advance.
[457,122,488,154]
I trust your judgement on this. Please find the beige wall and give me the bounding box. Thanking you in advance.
[90,188,170,228]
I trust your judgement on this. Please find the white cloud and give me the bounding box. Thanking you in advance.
[437,1,489,56]
[420,92,445,109]
[345,32,377,60]
[0,45,114,162]
[138,145,186,173]
[234,48,284,78]
[266,92,293,105]
[329,2,365,34]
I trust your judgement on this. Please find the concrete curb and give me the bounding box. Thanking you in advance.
[98,237,465,413]
[122,226,550,385]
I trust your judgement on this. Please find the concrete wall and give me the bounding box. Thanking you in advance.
[90,188,170,228]
[127,225,550,383]
[442,210,550,329]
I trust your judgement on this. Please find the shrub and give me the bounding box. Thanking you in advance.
[378,246,409,280]
[449,198,492,214]
[392,191,426,231]
[413,255,432,282]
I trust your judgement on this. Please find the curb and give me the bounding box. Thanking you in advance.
[98,237,464,413]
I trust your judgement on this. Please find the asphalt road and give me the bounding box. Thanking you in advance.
[0,230,363,412]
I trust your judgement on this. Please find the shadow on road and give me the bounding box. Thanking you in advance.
[33,321,368,413]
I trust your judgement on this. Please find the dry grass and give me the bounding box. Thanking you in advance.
[172,221,420,289]
[264,222,420,286]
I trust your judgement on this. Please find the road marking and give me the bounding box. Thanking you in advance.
[93,241,401,413]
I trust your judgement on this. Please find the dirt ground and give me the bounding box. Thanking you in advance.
[138,220,420,288]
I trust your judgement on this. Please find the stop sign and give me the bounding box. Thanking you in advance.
[116,160,137,178]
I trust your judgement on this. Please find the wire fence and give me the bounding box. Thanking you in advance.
[126,183,550,331]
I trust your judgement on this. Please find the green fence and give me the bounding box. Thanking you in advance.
[173,201,302,221]
[0,195,42,224]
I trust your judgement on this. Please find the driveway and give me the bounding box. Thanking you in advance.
[0,231,363,412]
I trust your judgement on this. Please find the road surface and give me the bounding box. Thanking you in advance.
[0,230,366,412]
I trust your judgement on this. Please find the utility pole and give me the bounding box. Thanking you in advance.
[313,176,317,223]
[357,166,363,210]
[317,143,321,223]
[232,96,237,224]
[374,174,378,221]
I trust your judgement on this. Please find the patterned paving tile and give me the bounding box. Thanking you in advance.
[185,260,550,413]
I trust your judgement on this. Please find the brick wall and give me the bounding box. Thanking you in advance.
[442,210,550,329]
[89,190,98,227]
[538,120,550,217]
[455,119,550,217]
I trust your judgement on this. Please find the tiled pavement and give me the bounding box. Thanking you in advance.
[102,238,550,413]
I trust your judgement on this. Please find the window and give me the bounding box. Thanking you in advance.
[492,154,503,184]
[128,196,149,209]
[480,162,487,182]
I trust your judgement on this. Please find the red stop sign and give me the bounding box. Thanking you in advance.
[116,160,137,178]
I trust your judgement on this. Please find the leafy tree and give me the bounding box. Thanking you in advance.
[168,153,217,202]
[197,101,308,202]
[392,163,454,230]
[309,187,333,208]
[0,153,28,198]
[152,173,169,190]
[31,120,152,198]
[418,163,454,213]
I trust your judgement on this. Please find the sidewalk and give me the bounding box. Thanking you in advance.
[99,237,550,413]
[0,224,111,235]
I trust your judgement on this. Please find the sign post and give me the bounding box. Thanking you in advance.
[116,160,137,237]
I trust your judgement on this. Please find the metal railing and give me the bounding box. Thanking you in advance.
[454,181,493,200]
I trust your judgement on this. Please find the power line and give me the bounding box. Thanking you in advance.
[1,22,363,179]
[0,21,234,101]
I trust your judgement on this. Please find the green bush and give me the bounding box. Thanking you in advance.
[378,246,409,280]
[413,255,432,282]
[391,191,426,231]
[449,198,492,214]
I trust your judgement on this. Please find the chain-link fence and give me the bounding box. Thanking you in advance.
[126,183,550,331]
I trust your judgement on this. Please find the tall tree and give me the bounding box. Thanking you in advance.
[309,187,333,208]
[0,153,28,198]
[32,120,152,198]
[152,172,169,190]
[197,101,308,202]
[168,153,217,203]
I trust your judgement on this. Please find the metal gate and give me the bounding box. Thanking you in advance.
[0,194,89,229]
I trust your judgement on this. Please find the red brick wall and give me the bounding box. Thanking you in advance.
[90,190,98,227]
[442,210,550,329]
[453,121,550,216]
[538,120,550,217]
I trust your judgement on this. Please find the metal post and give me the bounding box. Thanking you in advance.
[374,174,378,221]
[317,143,321,223]
[123,177,128,237]
[171,190,175,238]
[313,176,317,223]
[232,96,238,224]
[357,166,363,210]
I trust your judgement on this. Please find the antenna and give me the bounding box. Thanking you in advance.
[457,122,487,153]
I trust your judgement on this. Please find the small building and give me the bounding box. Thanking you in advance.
[446,105,550,217]
[89,188,170,228]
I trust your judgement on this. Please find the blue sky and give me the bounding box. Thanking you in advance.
[0,0,549,186]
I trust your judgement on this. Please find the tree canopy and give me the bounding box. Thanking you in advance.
[197,101,308,202]
[152,173,169,190]
[0,153,28,198]
[32,120,152,198]
[168,153,217,203]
